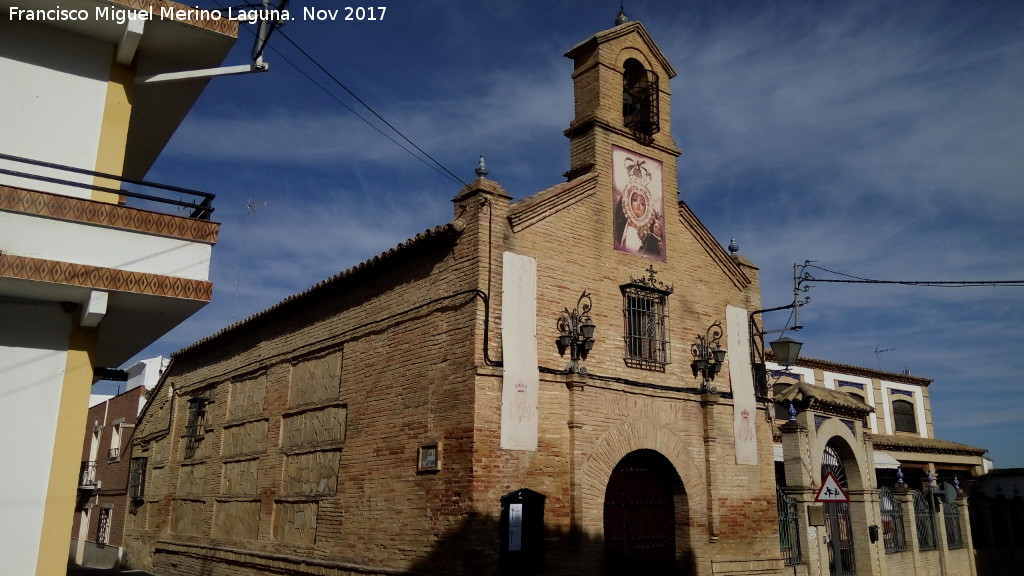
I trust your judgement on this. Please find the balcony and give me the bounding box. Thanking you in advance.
[79,461,98,490]
[0,153,220,368]
[0,152,215,219]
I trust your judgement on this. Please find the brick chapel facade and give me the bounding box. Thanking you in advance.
[122,18,787,576]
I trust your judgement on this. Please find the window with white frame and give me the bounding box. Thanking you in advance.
[108,420,123,461]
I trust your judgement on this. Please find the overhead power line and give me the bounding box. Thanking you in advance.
[802,264,1024,288]
[211,1,468,187]
[273,29,469,187]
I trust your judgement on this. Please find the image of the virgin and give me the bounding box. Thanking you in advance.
[616,185,653,253]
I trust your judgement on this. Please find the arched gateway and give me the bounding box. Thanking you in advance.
[822,442,857,576]
[603,450,689,575]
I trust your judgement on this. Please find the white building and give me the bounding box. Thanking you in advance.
[0,2,236,574]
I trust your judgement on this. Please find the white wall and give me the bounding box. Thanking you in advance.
[0,301,72,576]
[0,20,109,197]
[0,212,213,281]
[879,380,929,438]
[126,356,167,392]
[823,372,877,433]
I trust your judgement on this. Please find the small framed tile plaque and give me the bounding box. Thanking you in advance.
[417,442,441,473]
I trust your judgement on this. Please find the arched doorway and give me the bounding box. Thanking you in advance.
[603,449,686,575]
[822,443,856,576]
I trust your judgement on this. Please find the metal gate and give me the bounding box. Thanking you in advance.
[822,445,856,576]
[778,487,802,565]
[604,451,676,575]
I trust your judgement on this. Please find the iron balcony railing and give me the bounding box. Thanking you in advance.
[79,461,98,488]
[0,152,215,220]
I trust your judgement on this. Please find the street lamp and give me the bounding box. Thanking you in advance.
[691,321,727,392]
[770,336,803,368]
[557,291,596,374]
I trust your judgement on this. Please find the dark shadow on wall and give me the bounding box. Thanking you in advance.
[134,510,697,576]
[403,511,696,576]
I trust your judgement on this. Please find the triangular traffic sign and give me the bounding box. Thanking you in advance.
[815,471,850,503]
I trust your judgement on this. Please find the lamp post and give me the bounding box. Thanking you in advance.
[769,336,803,368]
[691,321,727,392]
[557,291,596,374]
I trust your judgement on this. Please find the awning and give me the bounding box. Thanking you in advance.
[874,451,901,470]
[774,444,784,463]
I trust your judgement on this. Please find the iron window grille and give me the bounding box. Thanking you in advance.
[184,397,208,439]
[97,507,112,546]
[892,400,917,433]
[621,275,672,371]
[184,397,208,459]
[128,457,147,501]
[622,59,660,140]
[880,487,907,553]
[913,490,938,551]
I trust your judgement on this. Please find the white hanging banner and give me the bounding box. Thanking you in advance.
[727,305,758,465]
[501,252,539,451]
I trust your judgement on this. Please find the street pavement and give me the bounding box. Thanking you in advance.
[67,567,157,576]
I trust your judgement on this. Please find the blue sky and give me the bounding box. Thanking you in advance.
[118,1,1023,467]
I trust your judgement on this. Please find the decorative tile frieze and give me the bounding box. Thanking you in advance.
[0,185,219,243]
[0,253,212,301]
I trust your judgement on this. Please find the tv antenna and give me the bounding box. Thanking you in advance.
[874,345,896,370]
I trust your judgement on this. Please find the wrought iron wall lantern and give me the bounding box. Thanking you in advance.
[691,321,727,392]
[556,291,596,374]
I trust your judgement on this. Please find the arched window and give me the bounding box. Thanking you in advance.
[622,59,660,139]
[892,399,917,433]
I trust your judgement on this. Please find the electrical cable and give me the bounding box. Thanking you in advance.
[803,264,1024,288]
[273,28,469,187]
[208,0,468,187]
